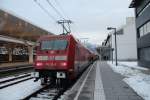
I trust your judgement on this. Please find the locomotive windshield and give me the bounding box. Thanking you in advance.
[41,40,68,50]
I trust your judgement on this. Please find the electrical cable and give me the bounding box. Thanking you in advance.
[33,0,57,21]
[54,0,69,19]
[46,0,65,19]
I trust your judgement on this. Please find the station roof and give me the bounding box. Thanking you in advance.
[129,0,142,8]
[0,9,53,42]
[103,34,111,46]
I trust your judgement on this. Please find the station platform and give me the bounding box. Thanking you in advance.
[64,61,143,100]
[0,62,32,70]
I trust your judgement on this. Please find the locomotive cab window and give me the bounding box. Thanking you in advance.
[41,40,68,50]
[53,40,68,50]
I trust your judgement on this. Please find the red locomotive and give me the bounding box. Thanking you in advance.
[34,34,96,85]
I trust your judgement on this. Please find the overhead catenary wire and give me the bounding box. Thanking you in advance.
[33,0,59,33]
[46,0,65,19]
[34,0,74,34]
[33,0,57,22]
[53,0,70,19]
[53,0,73,33]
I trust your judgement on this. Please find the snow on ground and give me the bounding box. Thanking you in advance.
[107,62,145,77]
[119,61,148,70]
[0,79,42,100]
[124,75,150,100]
[0,76,32,87]
[107,61,150,100]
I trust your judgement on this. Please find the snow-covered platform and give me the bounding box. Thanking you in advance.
[63,61,144,100]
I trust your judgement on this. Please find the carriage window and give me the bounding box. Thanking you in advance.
[41,40,68,50]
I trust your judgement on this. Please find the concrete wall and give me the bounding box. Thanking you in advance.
[111,17,137,61]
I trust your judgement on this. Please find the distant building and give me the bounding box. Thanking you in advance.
[96,46,113,60]
[103,17,137,61]
[97,35,113,60]
[129,0,150,68]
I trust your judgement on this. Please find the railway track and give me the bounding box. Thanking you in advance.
[0,65,33,78]
[0,73,33,89]
[22,82,67,100]
[0,62,95,100]
[21,63,94,100]
[0,66,33,73]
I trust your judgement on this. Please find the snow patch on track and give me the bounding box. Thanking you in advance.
[0,79,42,100]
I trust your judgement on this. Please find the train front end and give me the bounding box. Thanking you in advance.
[34,35,70,84]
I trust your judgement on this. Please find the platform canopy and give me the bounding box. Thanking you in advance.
[0,9,53,42]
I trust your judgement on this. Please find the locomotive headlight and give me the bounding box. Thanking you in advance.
[60,62,67,66]
[36,62,43,66]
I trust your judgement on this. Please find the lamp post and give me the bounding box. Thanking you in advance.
[107,27,118,66]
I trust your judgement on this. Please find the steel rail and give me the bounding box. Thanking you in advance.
[0,74,31,84]
[0,77,33,89]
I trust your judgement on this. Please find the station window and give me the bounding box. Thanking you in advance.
[148,21,150,33]
[143,24,147,35]
[139,27,144,37]
[139,21,150,37]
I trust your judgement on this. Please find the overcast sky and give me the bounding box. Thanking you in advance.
[0,0,134,45]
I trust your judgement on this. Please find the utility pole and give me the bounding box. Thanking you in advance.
[57,20,72,34]
[107,27,118,66]
[114,28,118,66]
[109,34,113,64]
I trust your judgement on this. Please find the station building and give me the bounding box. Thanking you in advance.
[98,35,113,60]
[129,0,150,68]
[0,9,53,64]
[101,17,137,61]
